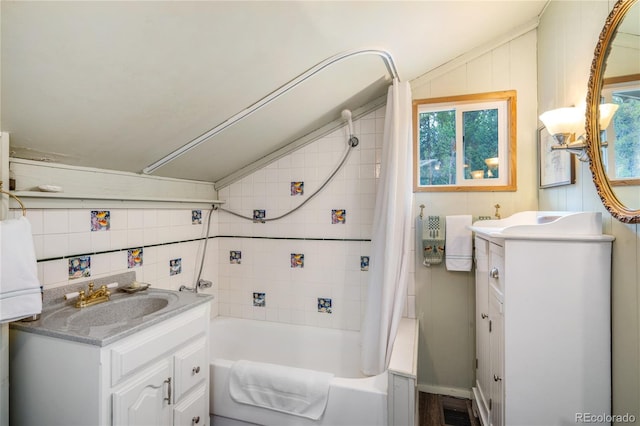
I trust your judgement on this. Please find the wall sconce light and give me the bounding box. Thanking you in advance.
[598,103,619,147]
[470,170,485,179]
[484,157,499,178]
[539,104,618,162]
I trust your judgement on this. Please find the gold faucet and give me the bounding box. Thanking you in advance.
[494,203,501,219]
[74,282,111,308]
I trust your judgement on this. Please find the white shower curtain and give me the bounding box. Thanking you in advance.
[361,79,413,376]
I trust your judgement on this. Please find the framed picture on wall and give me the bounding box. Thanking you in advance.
[538,126,576,188]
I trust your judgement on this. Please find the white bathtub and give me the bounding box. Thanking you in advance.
[209,317,388,426]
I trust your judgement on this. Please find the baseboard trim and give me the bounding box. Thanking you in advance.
[417,384,472,399]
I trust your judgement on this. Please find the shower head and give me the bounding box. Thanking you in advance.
[341,109,359,147]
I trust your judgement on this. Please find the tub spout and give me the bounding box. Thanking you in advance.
[198,279,213,289]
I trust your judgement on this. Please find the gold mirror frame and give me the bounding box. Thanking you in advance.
[586,0,639,223]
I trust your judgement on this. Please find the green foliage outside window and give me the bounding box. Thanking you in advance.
[417,108,499,185]
[463,109,499,179]
[413,90,516,192]
[417,109,456,186]
[612,92,640,178]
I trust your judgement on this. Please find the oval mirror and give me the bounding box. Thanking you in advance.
[586,0,640,223]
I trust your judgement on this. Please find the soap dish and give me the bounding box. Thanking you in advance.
[120,283,150,293]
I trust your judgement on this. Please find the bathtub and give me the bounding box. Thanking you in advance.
[209,317,389,426]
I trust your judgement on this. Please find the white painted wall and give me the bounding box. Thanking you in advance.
[409,29,539,396]
[537,1,639,421]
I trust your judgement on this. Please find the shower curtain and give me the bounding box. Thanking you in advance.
[361,79,413,376]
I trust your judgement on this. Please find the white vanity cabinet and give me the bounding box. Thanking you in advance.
[471,212,614,426]
[10,302,210,426]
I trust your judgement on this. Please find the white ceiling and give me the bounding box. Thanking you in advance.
[1,0,548,184]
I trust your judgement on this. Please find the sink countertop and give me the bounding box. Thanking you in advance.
[10,287,213,347]
[469,211,615,241]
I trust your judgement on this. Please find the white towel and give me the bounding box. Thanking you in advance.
[0,216,42,323]
[229,360,333,420]
[445,215,473,271]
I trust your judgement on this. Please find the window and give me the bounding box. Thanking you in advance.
[413,91,517,192]
[601,76,640,184]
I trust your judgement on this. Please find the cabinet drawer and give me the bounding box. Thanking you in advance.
[489,242,505,294]
[174,336,208,401]
[174,383,209,426]
[110,304,208,386]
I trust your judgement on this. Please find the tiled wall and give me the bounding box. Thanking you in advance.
[13,207,219,316]
[216,106,416,330]
[11,106,417,331]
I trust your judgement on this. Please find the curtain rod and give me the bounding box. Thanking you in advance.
[141,48,400,175]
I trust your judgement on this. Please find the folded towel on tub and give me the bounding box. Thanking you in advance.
[0,216,42,323]
[229,360,334,420]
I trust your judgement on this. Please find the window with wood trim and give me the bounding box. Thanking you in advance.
[413,91,517,192]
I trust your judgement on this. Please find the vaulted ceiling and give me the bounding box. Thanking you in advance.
[1,1,548,184]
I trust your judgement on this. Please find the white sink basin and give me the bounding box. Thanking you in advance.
[469,211,607,239]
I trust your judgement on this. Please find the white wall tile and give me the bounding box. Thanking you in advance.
[41,259,68,287]
[91,231,110,253]
[69,232,92,255]
[67,210,89,233]
[26,209,44,235]
[43,210,69,234]
[43,234,69,258]
[127,209,144,229]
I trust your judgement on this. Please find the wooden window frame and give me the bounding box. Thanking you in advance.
[412,90,517,192]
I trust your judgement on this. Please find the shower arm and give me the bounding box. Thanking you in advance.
[141,49,400,175]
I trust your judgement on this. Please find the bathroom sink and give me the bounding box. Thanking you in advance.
[67,295,172,327]
[41,291,179,330]
[11,280,214,347]
[469,211,607,238]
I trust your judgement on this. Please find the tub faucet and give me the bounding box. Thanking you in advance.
[179,279,213,293]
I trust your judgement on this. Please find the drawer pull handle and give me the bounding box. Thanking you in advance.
[192,416,200,424]
[489,268,499,279]
[192,366,201,375]
[164,377,172,405]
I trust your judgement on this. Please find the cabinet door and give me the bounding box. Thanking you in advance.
[489,289,504,426]
[474,237,490,410]
[112,359,173,426]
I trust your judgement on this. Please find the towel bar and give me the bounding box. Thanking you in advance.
[0,180,27,216]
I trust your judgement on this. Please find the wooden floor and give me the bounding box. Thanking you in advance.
[419,392,481,426]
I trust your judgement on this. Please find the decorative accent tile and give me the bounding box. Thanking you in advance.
[69,256,91,279]
[361,256,370,271]
[318,298,332,314]
[253,292,266,307]
[291,253,304,268]
[192,210,202,225]
[230,251,242,264]
[127,248,143,268]
[169,258,182,276]
[91,211,110,231]
[253,209,266,221]
[291,182,304,196]
[331,209,346,224]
